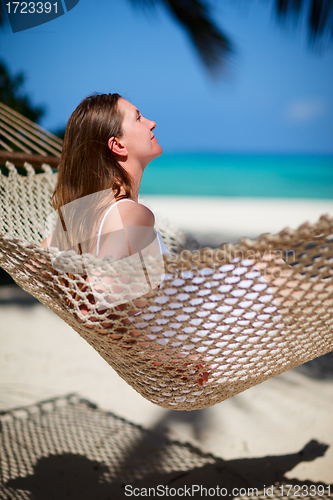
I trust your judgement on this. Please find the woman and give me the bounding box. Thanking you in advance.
[42,92,169,261]
[41,92,296,387]
[41,92,171,327]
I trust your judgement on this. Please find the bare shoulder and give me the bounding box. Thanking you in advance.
[103,199,155,231]
[118,200,155,227]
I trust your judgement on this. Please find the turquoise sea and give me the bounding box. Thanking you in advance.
[140,154,333,199]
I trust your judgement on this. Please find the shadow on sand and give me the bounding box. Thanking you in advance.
[1,395,331,500]
[5,438,331,499]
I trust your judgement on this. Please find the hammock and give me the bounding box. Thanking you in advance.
[1,163,332,411]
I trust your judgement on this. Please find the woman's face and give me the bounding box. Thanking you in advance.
[116,98,162,165]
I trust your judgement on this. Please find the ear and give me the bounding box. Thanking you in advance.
[108,137,128,157]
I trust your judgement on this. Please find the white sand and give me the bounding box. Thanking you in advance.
[0,197,332,484]
[143,196,333,245]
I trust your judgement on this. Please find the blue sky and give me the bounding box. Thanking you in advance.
[1,0,332,153]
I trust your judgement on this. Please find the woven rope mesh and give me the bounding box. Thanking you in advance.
[0,164,333,410]
[0,395,332,499]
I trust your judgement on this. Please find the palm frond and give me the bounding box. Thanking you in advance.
[165,0,233,73]
[275,0,333,41]
[129,0,233,74]
[129,0,333,75]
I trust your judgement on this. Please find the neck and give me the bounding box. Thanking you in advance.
[118,158,146,202]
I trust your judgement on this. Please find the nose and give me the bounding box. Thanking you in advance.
[143,115,156,131]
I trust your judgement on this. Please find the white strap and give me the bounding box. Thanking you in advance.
[96,199,135,256]
[155,230,171,255]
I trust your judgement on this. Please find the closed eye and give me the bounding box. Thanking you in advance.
[136,110,142,121]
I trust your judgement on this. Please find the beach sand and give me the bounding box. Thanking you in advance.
[0,197,332,488]
[143,196,333,246]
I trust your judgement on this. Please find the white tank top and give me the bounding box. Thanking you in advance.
[96,199,170,257]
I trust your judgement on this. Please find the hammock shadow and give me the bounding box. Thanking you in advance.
[5,441,330,500]
[0,265,39,305]
[105,405,331,495]
[152,407,212,442]
[5,454,116,500]
[295,351,333,380]
[0,267,15,286]
[123,440,331,497]
[2,393,331,499]
[0,283,39,306]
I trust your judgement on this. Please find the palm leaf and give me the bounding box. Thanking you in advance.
[1,0,332,75]
[130,0,333,72]
[275,0,333,40]
[130,0,233,74]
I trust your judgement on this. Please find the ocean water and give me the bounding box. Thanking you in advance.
[140,154,333,199]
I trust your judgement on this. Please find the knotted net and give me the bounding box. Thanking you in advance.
[0,164,332,410]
